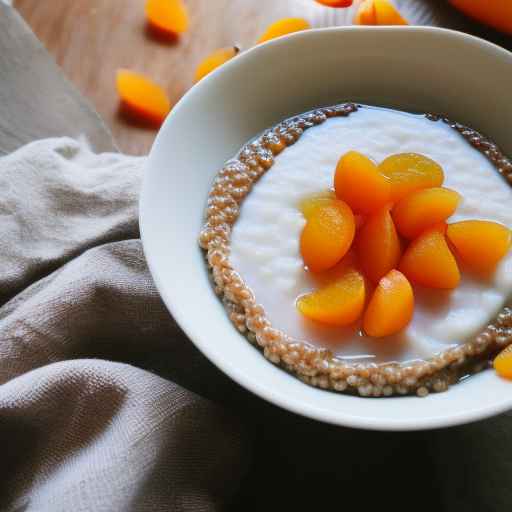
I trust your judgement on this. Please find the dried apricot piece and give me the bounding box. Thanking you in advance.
[116,69,171,126]
[257,18,311,44]
[145,0,189,35]
[363,270,414,337]
[334,151,391,214]
[300,200,355,272]
[195,46,239,82]
[399,224,460,289]
[299,190,337,219]
[379,153,444,202]
[494,344,512,380]
[354,0,377,24]
[315,0,353,7]
[297,266,365,326]
[356,207,401,283]
[447,220,511,273]
[373,0,409,25]
[392,187,461,239]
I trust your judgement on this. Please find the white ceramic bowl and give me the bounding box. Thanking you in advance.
[140,26,512,431]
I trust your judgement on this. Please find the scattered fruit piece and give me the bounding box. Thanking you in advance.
[299,190,337,219]
[363,270,414,337]
[145,0,189,35]
[379,153,444,201]
[300,200,355,272]
[257,18,311,44]
[373,0,408,25]
[334,151,391,214]
[392,187,461,239]
[357,207,401,283]
[297,265,365,326]
[354,0,377,24]
[399,224,460,289]
[195,46,239,82]
[447,220,511,273]
[494,344,512,379]
[449,0,512,35]
[315,0,353,7]
[116,69,171,126]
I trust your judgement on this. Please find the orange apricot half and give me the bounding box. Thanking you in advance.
[315,0,353,7]
[297,265,365,326]
[446,220,511,273]
[392,187,461,239]
[354,0,377,24]
[116,69,171,126]
[357,207,401,283]
[257,18,311,44]
[195,46,239,82]
[300,200,355,272]
[494,344,512,380]
[379,153,444,201]
[299,190,337,220]
[363,270,414,337]
[373,0,409,25]
[334,151,391,214]
[145,0,189,35]
[399,225,460,289]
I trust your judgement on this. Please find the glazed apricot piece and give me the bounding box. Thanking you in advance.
[257,18,311,44]
[116,69,171,126]
[494,344,512,380]
[315,0,353,7]
[297,266,365,326]
[145,0,189,35]
[334,151,391,214]
[195,46,239,82]
[363,270,414,337]
[300,200,355,272]
[399,225,460,289]
[447,220,511,273]
[356,207,401,283]
[379,153,444,201]
[354,0,376,24]
[299,190,337,219]
[373,0,409,25]
[392,187,461,239]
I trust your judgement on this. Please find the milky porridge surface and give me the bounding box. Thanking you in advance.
[229,107,512,363]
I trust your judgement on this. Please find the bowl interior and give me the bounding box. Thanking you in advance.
[141,27,512,430]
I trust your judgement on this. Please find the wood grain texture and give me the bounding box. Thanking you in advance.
[14,0,512,155]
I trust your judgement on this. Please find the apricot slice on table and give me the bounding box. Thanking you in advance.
[363,270,414,337]
[373,0,409,25]
[334,151,391,214]
[357,207,401,283]
[379,153,444,201]
[195,46,239,82]
[300,200,355,272]
[354,0,377,24]
[145,0,189,35]
[399,225,460,289]
[315,0,353,7]
[116,69,171,126]
[297,266,365,326]
[447,220,511,273]
[494,345,512,380]
[392,187,461,239]
[257,18,311,44]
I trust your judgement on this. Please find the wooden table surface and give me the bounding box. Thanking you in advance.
[14,0,511,155]
[14,0,347,156]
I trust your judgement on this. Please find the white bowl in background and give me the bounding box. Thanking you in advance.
[140,27,512,431]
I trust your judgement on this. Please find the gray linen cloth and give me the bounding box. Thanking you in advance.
[0,138,249,511]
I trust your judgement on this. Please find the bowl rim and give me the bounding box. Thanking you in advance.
[140,25,512,431]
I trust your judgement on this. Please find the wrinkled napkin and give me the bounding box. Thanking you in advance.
[0,138,249,512]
